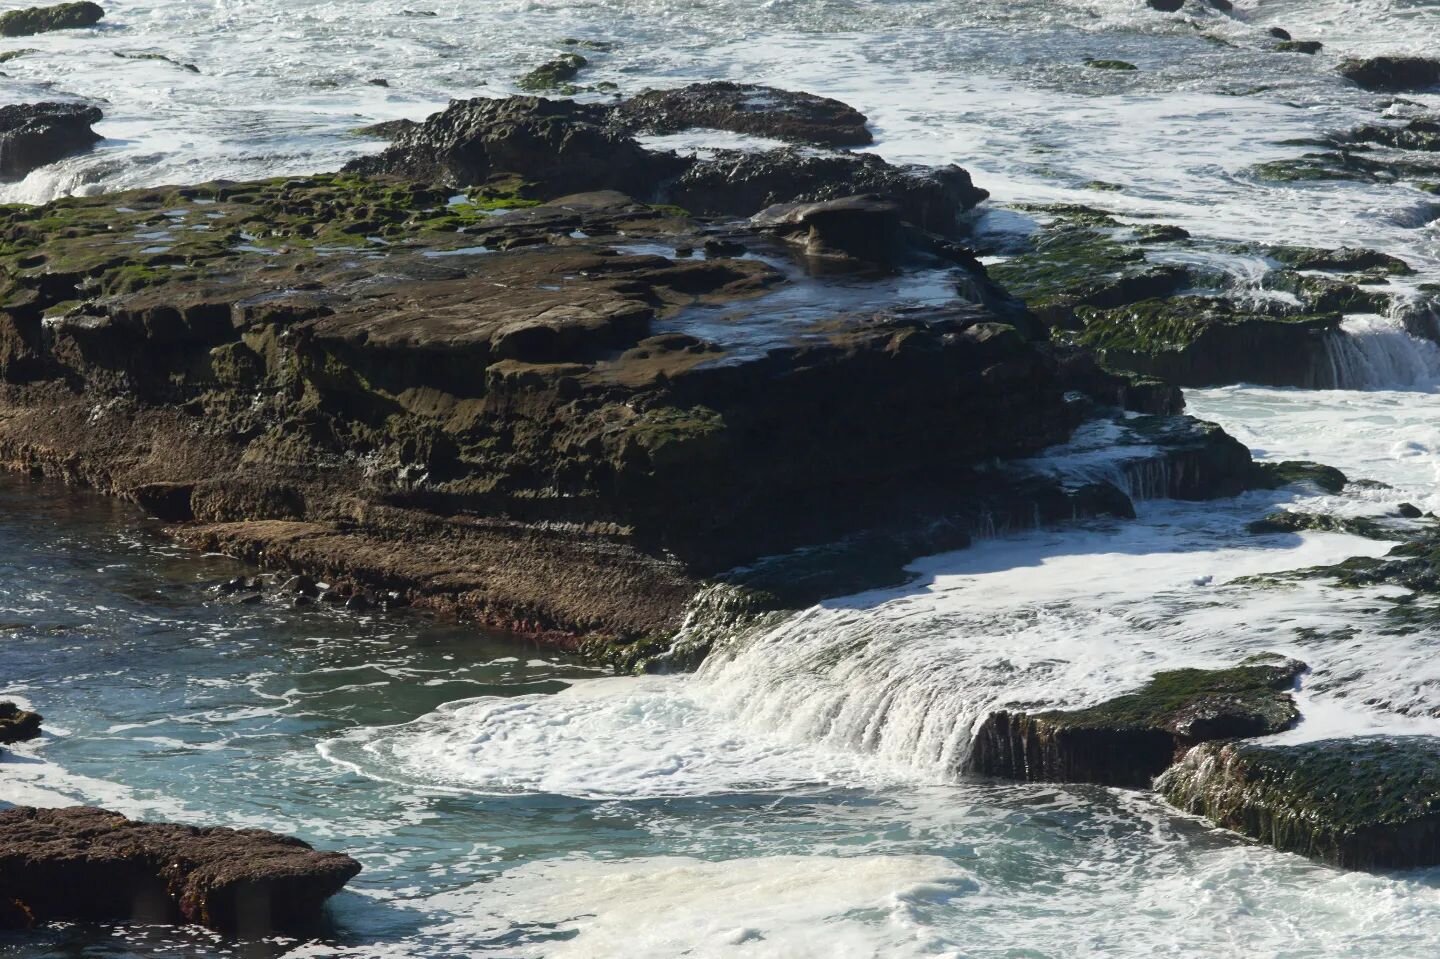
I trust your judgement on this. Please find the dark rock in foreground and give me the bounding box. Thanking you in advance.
[0,102,103,179]
[1160,736,1440,870]
[0,701,41,744]
[966,655,1306,788]
[0,2,103,37]
[0,806,360,933]
[614,81,873,148]
[1339,56,1440,92]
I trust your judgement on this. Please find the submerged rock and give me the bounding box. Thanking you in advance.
[0,701,41,744]
[0,101,103,179]
[1160,737,1440,870]
[0,806,361,932]
[614,81,872,148]
[967,656,1306,789]
[0,2,103,37]
[1339,56,1440,92]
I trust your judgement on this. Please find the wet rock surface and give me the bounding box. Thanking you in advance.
[967,655,1306,789]
[1339,56,1440,93]
[0,102,103,179]
[613,82,873,148]
[0,701,41,745]
[0,89,1273,662]
[0,2,103,37]
[0,806,361,933]
[347,95,984,231]
[1160,737,1440,870]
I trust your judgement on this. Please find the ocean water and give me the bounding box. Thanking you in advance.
[5,0,1440,956]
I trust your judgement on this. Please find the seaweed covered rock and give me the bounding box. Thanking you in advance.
[0,176,1135,652]
[1264,245,1413,276]
[966,656,1306,788]
[518,53,589,94]
[1346,116,1440,153]
[614,82,873,148]
[1246,510,1397,540]
[987,213,1190,327]
[0,102,103,179]
[1250,460,1348,495]
[344,96,686,198]
[0,806,361,933]
[1339,56,1440,92]
[0,2,103,37]
[345,95,983,228]
[1074,297,1341,388]
[1160,736,1440,870]
[0,701,41,744]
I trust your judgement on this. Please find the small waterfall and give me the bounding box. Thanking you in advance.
[1322,313,1440,390]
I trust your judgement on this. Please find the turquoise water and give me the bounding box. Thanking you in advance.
[3,465,1440,957]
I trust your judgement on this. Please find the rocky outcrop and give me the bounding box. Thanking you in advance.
[1160,737,1440,870]
[669,147,986,231]
[1074,297,1341,389]
[613,82,873,148]
[0,806,360,933]
[345,95,984,230]
[1339,56,1440,92]
[0,102,103,179]
[0,174,1109,657]
[966,656,1306,788]
[0,2,103,37]
[0,701,41,744]
[344,96,686,198]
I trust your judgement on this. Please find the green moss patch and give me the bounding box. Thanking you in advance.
[1161,736,1440,869]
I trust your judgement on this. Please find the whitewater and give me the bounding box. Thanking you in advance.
[4,0,1440,956]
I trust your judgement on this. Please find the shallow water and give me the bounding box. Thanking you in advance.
[6,0,1440,956]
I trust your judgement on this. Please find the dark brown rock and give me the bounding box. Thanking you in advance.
[1339,56,1440,92]
[0,806,361,934]
[343,95,686,197]
[0,701,41,744]
[0,102,103,179]
[613,81,873,148]
[669,147,988,232]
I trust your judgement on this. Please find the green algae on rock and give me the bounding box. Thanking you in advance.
[1250,460,1348,495]
[966,655,1306,788]
[1160,736,1440,870]
[1246,511,1398,541]
[517,52,589,94]
[1073,297,1341,388]
[0,1,102,37]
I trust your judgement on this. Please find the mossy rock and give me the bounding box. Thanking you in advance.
[1086,59,1138,71]
[1161,736,1440,870]
[1073,298,1340,388]
[966,655,1307,788]
[1246,510,1396,540]
[1250,460,1348,495]
[0,1,102,37]
[517,53,589,94]
[1265,245,1413,276]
